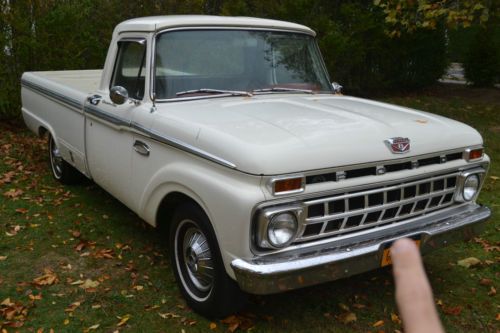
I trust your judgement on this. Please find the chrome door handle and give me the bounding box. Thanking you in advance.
[133,140,150,156]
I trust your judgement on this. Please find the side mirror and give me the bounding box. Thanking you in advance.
[110,86,129,105]
[331,82,343,94]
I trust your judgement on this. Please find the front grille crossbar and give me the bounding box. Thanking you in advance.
[298,172,459,242]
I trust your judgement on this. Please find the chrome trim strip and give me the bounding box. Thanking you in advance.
[84,105,130,127]
[130,121,237,169]
[21,79,83,111]
[83,103,237,169]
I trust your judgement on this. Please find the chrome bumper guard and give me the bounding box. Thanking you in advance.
[231,203,490,295]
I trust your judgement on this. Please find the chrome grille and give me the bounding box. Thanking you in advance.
[297,172,459,242]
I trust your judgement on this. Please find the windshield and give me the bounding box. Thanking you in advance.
[154,30,332,99]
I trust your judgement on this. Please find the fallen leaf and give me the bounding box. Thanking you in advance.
[65,301,81,313]
[79,279,99,290]
[159,312,180,319]
[490,176,499,181]
[94,248,114,259]
[496,313,500,321]
[83,324,100,332]
[337,312,357,324]
[209,322,217,330]
[479,278,493,286]
[64,319,70,325]
[338,303,350,311]
[0,256,7,261]
[391,313,402,324]
[3,188,24,199]
[372,320,384,327]
[15,208,28,214]
[33,269,58,286]
[488,286,496,296]
[70,280,84,285]
[457,257,481,268]
[443,305,462,316]
[221,315,254,332]
[117,314,130,327]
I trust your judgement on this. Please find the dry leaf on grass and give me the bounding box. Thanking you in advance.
[33,269,58,286]
[457,257,481,268]
[117,314,130,327]
[79,279,99,290]
[337,312,357,324]
[442,305,462,316]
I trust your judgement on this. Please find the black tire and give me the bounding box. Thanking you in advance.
[169,203,246,318]
[48,134,83,185]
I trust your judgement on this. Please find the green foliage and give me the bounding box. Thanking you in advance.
[375,0,490,37]
[0,0,495,119]
[463,25,500,87]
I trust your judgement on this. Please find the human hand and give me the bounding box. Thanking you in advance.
[391,238,445,333]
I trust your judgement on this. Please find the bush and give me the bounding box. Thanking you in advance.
[463,26,500,87]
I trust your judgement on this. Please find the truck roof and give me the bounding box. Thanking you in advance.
[114,15,315,36]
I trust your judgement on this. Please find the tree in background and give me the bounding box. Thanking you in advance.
[0,0,497,120]
[375,0,499,87]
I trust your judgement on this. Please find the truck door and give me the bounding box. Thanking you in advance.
[84,38,149,209]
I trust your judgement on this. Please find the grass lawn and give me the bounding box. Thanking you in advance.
[0,84,498,332]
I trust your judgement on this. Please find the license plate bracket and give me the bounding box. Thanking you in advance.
[381,236,421,267]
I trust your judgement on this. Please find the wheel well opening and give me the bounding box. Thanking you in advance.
[156,192,202,236]
[38,126,48,138]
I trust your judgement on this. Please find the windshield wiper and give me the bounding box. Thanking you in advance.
[176,88,253,97]
[252,87,314,94]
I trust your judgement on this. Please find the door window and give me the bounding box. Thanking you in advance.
[110,40,147,100]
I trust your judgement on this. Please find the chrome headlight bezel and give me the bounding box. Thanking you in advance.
[455,168,485,202]
[255,205,303,250]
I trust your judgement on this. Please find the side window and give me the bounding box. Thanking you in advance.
[110,40,147,100]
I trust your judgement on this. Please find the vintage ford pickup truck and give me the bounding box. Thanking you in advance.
[21,16,490,317]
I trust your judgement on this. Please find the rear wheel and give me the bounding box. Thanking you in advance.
[169,203,246,318]
[48,134,83,184]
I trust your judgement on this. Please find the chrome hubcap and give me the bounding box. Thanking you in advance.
[50,138,63,178]
[181,225,214,293]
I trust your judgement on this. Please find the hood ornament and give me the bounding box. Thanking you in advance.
[385,137,410,154]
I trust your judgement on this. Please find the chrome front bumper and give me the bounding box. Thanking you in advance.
[231,204,490,295]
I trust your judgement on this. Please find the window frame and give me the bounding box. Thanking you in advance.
[109,38,147,101]
[150,27,332,103]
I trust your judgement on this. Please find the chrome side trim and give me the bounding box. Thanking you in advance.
[82,103,237,169]
[84,105,130,127]
[21,79,83,111]
[130,121,237,169]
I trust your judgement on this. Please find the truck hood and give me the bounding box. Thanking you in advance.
[152,95,482,175]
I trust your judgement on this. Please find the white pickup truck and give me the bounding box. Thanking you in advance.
[21,15,491,317]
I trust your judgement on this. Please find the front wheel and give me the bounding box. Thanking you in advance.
[169,203,246,318]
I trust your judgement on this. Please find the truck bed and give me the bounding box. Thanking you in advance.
[27,69,102,93]
[21,69,102,177]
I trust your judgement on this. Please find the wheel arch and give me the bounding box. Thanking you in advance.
[156,191,208,238]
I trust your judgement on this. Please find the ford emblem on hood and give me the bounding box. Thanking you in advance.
[385,137,410,154]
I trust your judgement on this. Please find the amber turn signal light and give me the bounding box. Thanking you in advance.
[274,177,304,194]
[467,148,483,161]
